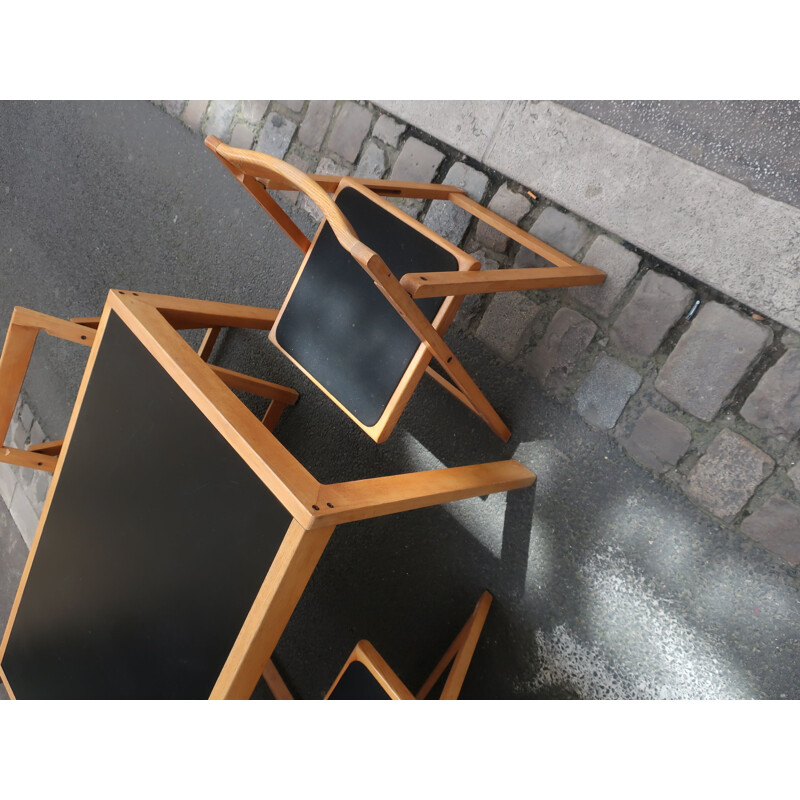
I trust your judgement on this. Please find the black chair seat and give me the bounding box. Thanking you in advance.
[272,187,459,427]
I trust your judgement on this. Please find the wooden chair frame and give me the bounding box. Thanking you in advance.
[0,306,293,474]
[263,590,493,699]
[0,290,534,699]
[205,137,606,444]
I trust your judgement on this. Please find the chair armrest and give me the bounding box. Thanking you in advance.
[207,137,364,253]
[400,264,606,298]
[310,460,535,527]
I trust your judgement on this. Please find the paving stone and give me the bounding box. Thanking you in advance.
[387,198,424,220]
[256,112,296,159]
[516,207,592,268]
[181,100,208,132]
[569,235,641,317]
[229,122,255,149]
[470,249,499,270]
[451,251,498,331]
[782,329,800,349]
[17,463,34,491]
[476,184,531,252]
[788,463,800,492]
[300,158,347,223]
[683,428,774,522]
[740,349,800,440]
[162,100,185,117]
[278,100,305,113]
[525,307,597,386]
[283,153,311,205]
[0,461,17,508]
[29,420,45,446]
[373,114,405,148]
[327,102,373,163]
[354,141,386,179]
[239,101,269,125]
[610,271,695,356]
[575,355,641,429]
[655,302,772,422]
[7,415,26,450]
[741,495,800,566]
[34,469,51,508]
[19,404,33,433]
[475,293,540,361]
[620,406,692,473]
[298,100,335,150]
[21,468,51,514]
[203,100,237,139]
[9,486,38,549]
[423,162,488,244]
[390,137,444,183]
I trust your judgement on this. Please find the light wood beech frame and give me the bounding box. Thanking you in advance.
[262,590,492,699]
[205,137,606,444]
[0,305,294,474]
[0,308,97,474]
[0,290,534,700]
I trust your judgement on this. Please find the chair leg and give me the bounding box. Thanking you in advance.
[197,326,221,361]
[416,591,493,700]
[426,350,511,441]
[424,366,480,416]
[261,400,288,431]
[324,641,414,700]
[262,658,294,699]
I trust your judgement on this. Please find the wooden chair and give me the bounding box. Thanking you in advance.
[0,291,534,699]
[206,136,606,443]
[262,591,493,700]
[0,307,287,474]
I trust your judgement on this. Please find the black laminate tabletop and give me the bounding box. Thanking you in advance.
[0,311,292,699]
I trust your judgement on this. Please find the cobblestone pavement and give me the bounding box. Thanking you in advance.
[150,99,800,568]
[1,100,798,699]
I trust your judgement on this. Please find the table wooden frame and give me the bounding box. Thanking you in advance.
[0,306,291,475]
[0,290,534,699]
[206,137,606,444]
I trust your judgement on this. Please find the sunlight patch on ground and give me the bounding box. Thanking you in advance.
[400,432,505,558]
[523,549,753,699]
[512,439,572,501]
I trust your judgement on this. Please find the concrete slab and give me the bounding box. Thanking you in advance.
[375,100,512,159]
[374,100,800,333]
[559,101,800,210]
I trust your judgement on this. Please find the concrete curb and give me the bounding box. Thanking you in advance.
[375,100,800,334]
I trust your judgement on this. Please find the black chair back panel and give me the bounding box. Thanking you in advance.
[273,187,459,426]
